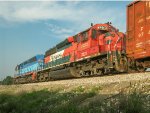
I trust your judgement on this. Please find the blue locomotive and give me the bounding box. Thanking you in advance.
[15,55,44,76]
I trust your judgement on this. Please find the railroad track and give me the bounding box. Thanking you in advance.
[23,71,150,86]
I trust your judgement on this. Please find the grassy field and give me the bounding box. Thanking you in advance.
[0,81,149,113]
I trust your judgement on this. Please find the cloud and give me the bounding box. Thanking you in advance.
[0,1,82,22]
[44,22,74,39]
[45,23,73,34]
[0,1,126,32]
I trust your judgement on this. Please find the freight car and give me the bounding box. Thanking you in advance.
[126,1,150,72]
[14,0,150,84]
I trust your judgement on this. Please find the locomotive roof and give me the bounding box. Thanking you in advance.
[73,23,110,36]
[18,54,44,67]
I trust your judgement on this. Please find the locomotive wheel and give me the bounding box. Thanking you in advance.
[136,62,146,72]
[117,56,128,72]
[96,69,103,76]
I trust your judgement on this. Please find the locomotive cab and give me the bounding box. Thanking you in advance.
[91,23,127,73]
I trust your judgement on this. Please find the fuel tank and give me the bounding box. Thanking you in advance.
[49,67,80,79]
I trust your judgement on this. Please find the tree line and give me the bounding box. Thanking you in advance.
[0,76,13,85]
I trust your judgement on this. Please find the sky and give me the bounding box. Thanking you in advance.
[0,1,131,80]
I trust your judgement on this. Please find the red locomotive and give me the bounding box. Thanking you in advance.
[40,23,127,80]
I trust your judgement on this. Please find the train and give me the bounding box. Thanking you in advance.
[14,1,150,84]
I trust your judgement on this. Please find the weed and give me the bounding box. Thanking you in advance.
[0,87,149,113]
[89,86,102,94]
[72,86,85,93]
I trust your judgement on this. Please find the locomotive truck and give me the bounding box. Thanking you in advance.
[14,1,150,84]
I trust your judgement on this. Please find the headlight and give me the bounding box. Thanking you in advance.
[98,26,107,30]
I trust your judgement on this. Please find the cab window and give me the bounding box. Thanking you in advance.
[77,36,80,43]
[81,32,88,42]
[91,29,97,39]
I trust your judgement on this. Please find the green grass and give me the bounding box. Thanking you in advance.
[0,88,149,113]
